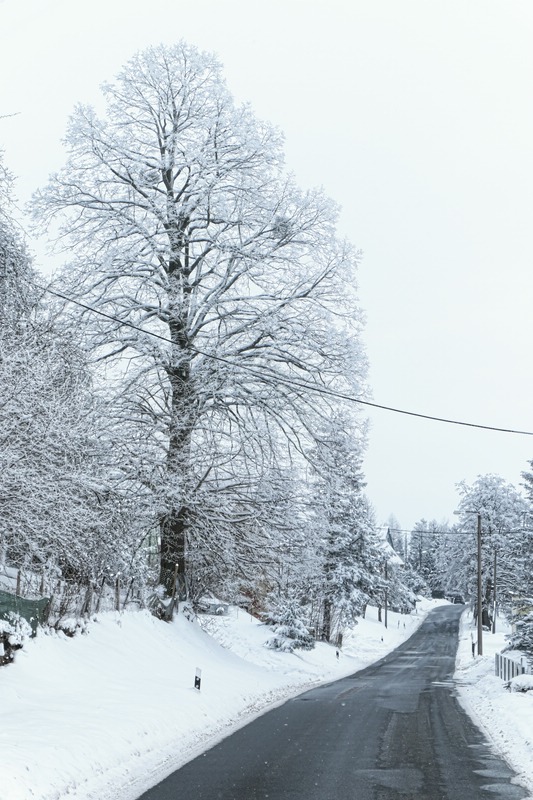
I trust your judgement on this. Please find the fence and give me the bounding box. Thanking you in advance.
[494,652,530,681]
[0,561,148,627]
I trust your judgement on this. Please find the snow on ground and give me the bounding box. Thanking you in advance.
[455,609,533,798]
[0,600,436,800]
[1,599,532,800]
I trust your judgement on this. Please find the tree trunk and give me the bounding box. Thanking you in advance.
[159,288,194,596]
[160,505,188,597]
[322,597,332,642]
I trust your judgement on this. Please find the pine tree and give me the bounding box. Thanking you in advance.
[310,412,381,643]
[264,590,315,652]
[505,598,533,663]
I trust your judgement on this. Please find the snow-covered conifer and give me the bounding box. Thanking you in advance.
[264,590,315,652]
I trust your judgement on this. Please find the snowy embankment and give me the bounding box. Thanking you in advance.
[455,609,533,798]
[0,600,439,800]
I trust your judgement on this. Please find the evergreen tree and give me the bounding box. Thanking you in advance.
[448,475,529,625]
[310,412,381,643]
[263,589,315,652]
[407,519,443,595]
[505,597,533,664]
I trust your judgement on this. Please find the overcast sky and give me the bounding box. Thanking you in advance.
[1,0,533,530]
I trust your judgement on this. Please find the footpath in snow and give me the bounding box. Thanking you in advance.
[1,599,532,799]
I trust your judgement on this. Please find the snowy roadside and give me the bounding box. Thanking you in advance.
[455,608,533,798]
[0,599,441,800]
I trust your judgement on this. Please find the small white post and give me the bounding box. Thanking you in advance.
[194,667,202,691]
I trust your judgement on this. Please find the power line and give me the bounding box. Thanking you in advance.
[42,284,533,437]
[385,526,532,537]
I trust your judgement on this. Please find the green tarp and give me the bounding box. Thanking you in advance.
[0,590,50,635]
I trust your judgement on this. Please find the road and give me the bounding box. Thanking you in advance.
[137,605,526,799]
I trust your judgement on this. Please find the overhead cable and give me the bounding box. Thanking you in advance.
[42,285,533,437]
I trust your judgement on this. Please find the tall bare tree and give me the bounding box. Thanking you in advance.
[34,43,367,599]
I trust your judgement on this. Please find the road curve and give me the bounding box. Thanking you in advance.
[137,605,526,800]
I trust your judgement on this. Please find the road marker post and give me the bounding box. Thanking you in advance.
[194,668,202,691]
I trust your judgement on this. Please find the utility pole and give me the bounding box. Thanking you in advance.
[477,513,483,656]
[492,548,497,634]
[384,557,388,629]
[454,509,484,655]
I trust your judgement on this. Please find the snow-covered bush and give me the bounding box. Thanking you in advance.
[0,612,32,646]
[263,593,315,652]
[55,618,88,637]
[0,613,32,665]
[507,674,533,693]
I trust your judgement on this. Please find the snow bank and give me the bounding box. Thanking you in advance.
[455,608,533,798]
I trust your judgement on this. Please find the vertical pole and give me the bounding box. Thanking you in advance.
[477,513,483,656]
[384,559,388,629]
[492,549,497,634]
[194,667,202,690]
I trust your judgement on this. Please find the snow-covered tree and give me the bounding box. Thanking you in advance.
[407,519,443,595]
[504,597,533,664]
[0,153,39,320]
[0,151,142,588]
[34,43,367,601]
[263,588,315,652]
[309,413,381,643]
[384,515,406,561]
[450,474,529,624]
[522,460,533,506]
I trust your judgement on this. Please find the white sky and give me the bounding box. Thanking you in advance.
[1,0,533,530]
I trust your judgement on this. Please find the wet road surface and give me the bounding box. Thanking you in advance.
[137,605,527,799]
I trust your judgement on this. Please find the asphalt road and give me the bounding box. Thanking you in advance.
[138,605,526,800]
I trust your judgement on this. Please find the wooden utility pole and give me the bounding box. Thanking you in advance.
[492,549,497,634]
[477,513,483,656]
[384,558,388,629]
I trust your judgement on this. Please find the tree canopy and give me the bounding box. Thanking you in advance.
[34,42,369,606]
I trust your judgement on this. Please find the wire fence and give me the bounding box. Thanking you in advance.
[0,560,151,626]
